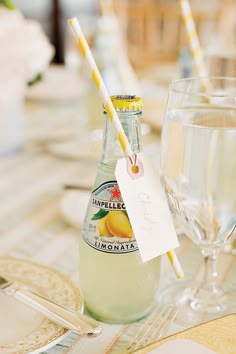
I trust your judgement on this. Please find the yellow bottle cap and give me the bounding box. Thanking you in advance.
[110,95,143,111]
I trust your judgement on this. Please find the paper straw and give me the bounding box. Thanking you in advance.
[179,2,221,266]
[68,18,133,158]
[68,17,184,279]
[167,250,184,279]
[180,1,217,226]
[179,0,208,78]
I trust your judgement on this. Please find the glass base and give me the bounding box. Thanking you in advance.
[158,279,235,326]
[85,303,154,325]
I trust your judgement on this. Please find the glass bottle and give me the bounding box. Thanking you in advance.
[79,95,161,324]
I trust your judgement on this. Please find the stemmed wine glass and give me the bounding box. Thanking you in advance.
[160,77,236,322]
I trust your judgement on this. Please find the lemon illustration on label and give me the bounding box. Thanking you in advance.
[98,215,113,237]
[92,209,134,238]
[85,181,138,254]
[106,211,133,238]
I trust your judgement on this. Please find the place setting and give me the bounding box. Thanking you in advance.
[0,256,102,354]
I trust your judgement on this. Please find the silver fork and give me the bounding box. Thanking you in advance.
[122,304,179,353]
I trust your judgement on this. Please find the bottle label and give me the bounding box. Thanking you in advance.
[83,180,138,254]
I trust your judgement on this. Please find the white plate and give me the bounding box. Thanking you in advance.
[47,130,102,161]
[46,126,158,162]
[0,256,83,354]
[25,65,85,102]
[60,190,90,229]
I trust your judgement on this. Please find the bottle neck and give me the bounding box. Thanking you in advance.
[101,110,142,166]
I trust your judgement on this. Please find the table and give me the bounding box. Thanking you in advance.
[0,66,235,354]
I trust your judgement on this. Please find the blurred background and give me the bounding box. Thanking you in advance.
[12,0,236,69]
[0,0,235,155]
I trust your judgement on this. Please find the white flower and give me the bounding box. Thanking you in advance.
[0,6,54,83]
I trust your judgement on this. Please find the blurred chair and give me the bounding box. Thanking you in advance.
[218,0,236,51]
[14,0,234,70]
[113,0,222,71]
[208,0,236,77]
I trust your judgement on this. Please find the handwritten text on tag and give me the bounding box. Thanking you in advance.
[115,152,179,262]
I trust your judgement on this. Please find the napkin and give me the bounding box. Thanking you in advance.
[148,339,217,354]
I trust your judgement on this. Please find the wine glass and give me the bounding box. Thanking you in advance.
[160,77,236,323]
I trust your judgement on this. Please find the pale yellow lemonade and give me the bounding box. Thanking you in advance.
[79,96,161,324]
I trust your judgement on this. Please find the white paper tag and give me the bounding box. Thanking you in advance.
[148,339,217,354]
[115,152,179,262]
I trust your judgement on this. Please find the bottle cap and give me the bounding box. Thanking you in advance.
[110,95,143,111]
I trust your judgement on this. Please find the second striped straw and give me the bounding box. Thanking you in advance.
[179,0,212,98]
[179,0,208,78]
[68,17,184,279]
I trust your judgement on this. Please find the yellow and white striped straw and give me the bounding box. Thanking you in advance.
[68,17,184,280]
[167,250,184,279]
[179,0,208,78]
[179,1,215,274]
[68,17,133,158]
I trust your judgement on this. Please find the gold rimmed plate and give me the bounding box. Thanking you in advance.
[0,256,82,353]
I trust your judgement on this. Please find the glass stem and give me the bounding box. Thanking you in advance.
[190,248,226,313]
[201,249,220,292]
